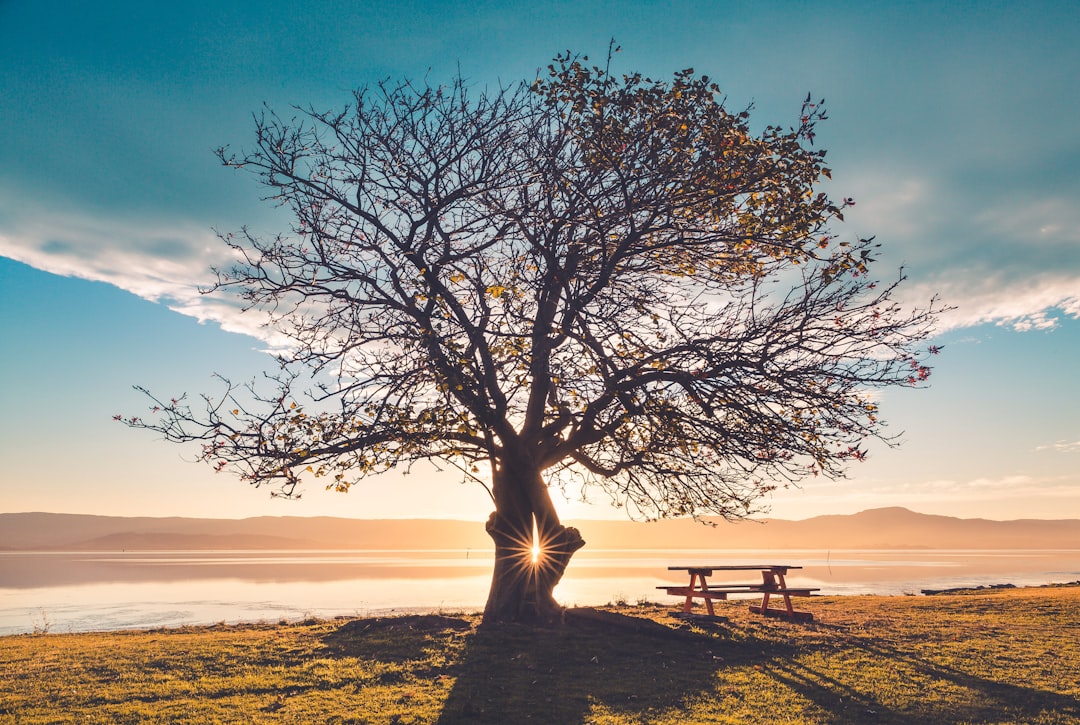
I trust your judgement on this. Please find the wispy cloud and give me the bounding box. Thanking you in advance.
[1035,439,1080,454]
[0,198,287,347]
[4,145,1080,349]
[0,212,221,301]
[842,164,1080,335]
[905,274,1080,333]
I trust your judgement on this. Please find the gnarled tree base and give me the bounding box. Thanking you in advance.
[482,511,585,624]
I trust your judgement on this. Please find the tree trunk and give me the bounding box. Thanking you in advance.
[482,459,585,624]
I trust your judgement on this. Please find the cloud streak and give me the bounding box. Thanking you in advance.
[1036,439,1080,454]
[905,274,1080,333]
[4,191,1078,348]
[0,195,289,347]
[842,164,1080,335]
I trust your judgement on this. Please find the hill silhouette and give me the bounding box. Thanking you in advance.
[1,507,1078,551]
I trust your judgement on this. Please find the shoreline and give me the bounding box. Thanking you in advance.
[4,549,1078,635]
[6,580,1080,639]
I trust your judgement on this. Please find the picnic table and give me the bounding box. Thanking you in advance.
[660,565,818,621]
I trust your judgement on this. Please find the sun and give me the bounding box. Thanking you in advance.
[500,516,554,576]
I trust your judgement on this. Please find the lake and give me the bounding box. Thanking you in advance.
[2,549,1078,635]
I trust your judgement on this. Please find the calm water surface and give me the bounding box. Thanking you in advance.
[2,549,1078,635]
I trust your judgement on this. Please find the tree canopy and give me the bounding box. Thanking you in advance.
[124,49,943,621]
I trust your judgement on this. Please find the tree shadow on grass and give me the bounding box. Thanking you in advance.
[318,609,784,724]
[432,608,782,725]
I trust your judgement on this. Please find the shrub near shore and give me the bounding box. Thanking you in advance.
[2,586,1078,724]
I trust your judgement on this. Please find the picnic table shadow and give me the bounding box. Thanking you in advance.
[767,621,1080,724]
[320,608,786,724]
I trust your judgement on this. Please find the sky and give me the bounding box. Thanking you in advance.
[1,1,1078,523]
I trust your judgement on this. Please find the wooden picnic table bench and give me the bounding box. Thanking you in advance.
[660,565,819,621]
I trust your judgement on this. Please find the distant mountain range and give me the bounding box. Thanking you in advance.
[2,507,1078,551]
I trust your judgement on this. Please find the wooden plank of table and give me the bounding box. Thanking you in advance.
[668,565,802,571]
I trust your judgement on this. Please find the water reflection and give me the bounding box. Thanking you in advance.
[0,550,494,588]
[2,549,1077,635]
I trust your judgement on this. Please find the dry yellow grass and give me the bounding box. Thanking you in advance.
[2,586,1078,724]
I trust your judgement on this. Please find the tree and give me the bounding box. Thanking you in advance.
[123,49,943,623]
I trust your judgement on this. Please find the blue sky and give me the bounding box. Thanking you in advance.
[2,1,1078,521]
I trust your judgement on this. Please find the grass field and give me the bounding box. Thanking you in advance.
[2,586,1078,724]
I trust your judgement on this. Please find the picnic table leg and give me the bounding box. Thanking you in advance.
[682,572,700,613]
[775,570,797,616]
[688,572,716,616]
[755,570,777,614]
[702,575,716,616]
